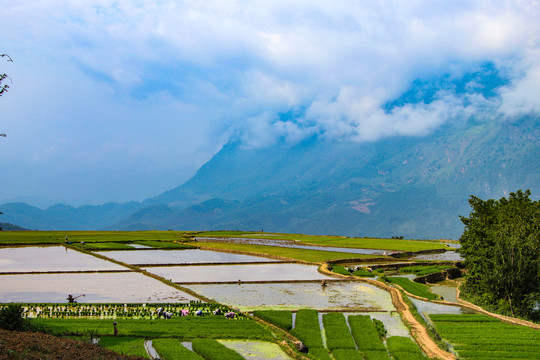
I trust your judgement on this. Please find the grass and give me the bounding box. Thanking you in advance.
[152,338,203,360]
[253,310,293,330]
[322,312,357,350]
[33,317,273,340]
[98,336,149,358]
[191,339,244,360]
[399,265,452,276]
[198,241,375,263]
[0,231,195,245]
[386,336,428,360]
[348,315,386,352]
[196,231,447,252]
[291,309,325,349]
[385,277,438,300]
[430,314,540,359]
[331,349,365,360]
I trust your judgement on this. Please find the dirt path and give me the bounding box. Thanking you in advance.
[319,264,457,360]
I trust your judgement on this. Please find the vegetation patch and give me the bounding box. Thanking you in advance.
[399,265,452,276]
[253,310,292,330]
[430,314,540,360]
[98,336,149,358]
[191,338,244,360]
[291,309,325,349]
[386,336,428,360]
[198,241,374,263]
[152,338,203,360]
[322,312,357,350]
[385,277,438,300]
[196,231,447,252]
[348,315,386,352]
[33,317,273,340]
[331,348,364,360]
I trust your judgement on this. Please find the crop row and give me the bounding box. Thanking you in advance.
[430,314,540,360]
[10,302,235,319]
[253,310,292,330]
[385,277,438,300]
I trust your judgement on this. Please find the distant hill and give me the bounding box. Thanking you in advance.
[2,65,539,239]
[0,222,27,231]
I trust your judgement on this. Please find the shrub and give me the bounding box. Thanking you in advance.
[192,339,244,360]
[0,305,26,331]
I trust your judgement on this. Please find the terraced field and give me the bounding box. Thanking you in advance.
[430,314,540,360]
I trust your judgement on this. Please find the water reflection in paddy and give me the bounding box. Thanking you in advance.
[219,340,291,360]
[0,246,126,272]
[0,272,199,303]
[96,249,278,265]
[186,281,395,312]
[198,237,392,255]
[409,251,462,261]
[143,263,330,283]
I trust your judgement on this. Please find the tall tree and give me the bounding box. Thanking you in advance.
[459,190,540,320]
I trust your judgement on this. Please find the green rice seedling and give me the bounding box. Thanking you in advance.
[33,317,273,340]
[152,338,203,360]
[322,313,356,350]
[399,265,452,276]
[386,277,438,300]
[363,350,391,360]
[386,336,427,360]
[430,314,540,360]
[191,339,244,360]
[253,310,292,330]
[331,265,352,275]
[331,348,364,360]
[98,336,149,358]
[348,315,386,352]
[291,309,324,349]
[308,348,333,360]
[352,268,377,277]
[133,241,197,249]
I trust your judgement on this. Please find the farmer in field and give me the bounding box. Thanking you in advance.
[113,322,118,336]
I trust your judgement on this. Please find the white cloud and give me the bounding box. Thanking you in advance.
[1,0,539,203]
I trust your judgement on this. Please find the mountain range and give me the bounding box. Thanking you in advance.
[2,67,539,239]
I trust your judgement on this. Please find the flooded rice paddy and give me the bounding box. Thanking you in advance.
[0,246,127,273]
[198,237,392,255]
[0,272,198,303]
[185,281,395,311]
[96,249,279,265]
[218,340,291,360]
[143,263,329,283]
[409,250,463,261]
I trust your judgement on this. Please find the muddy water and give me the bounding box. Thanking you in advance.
[0,246,127,272]
[197,237,392,255]
[96,249,278,265]
[143,263,329,283]
[0,272,199,303]
[429,283,458,303]
[218,340,291,360]
[186,281,395,312]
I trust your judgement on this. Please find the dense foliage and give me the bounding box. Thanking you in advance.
[459,190,540,320]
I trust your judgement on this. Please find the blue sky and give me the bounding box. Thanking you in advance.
[1,0,539,207]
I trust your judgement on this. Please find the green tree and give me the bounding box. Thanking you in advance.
[459,190,540,320]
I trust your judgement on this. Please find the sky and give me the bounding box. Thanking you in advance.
[1,0,539,207]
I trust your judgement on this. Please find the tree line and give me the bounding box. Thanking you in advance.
[459,189,539,321]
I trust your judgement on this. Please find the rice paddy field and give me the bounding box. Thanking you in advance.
[429,314,540,360]
[0,230,484,359]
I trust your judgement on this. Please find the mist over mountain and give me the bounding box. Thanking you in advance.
[2,66,538,239]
